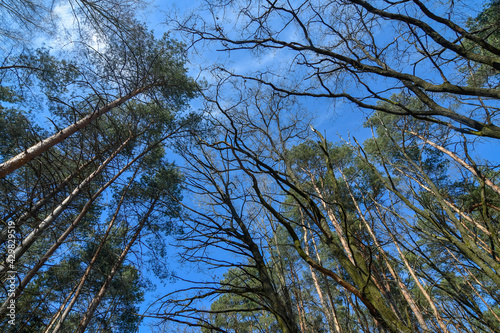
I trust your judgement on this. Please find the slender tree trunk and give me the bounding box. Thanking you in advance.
[305,218,344,333]
[301,217,342,333]
[311,180,355,264]
[324,275,344,333]
[0,137,160,317]
[42,284,79,333]
[288,261,308,332]
[50,168,138,333]
[408,131,500,195]
[74,197,159,333]
[96,298,121,333]
[0,154,100,245]
[340,170,430,332]
[388,233,449,333]
[0,84,152,179]
[0,136,133,279]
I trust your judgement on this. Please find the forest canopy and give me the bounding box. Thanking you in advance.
[0,1,499,333]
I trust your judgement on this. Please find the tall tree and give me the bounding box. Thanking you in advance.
[0,9,200,331]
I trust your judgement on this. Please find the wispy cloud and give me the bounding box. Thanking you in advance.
[34,3,104,52]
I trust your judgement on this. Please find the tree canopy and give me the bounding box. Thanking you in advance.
[1,1,499,332]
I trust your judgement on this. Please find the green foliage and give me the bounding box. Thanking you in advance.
[202,267,281,333]
[0,107,40,159]
[465,0,500,87]
[18,48,80,96]
[0,221,146,332]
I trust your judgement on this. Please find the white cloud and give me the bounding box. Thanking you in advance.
[34,2,105,52]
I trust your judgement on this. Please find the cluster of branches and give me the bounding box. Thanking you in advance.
[148,80,500,333]
[178,0,500,138]
[147,1,500,332]
[0,0,146,47]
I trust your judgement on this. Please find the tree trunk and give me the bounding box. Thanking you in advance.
[51,168,137,333]
[0,85,151,179]
[0,136,132,280]
[74,197,158,333]
[0,137,157,317]
[302,218,342,333]
[0,154,100,245]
